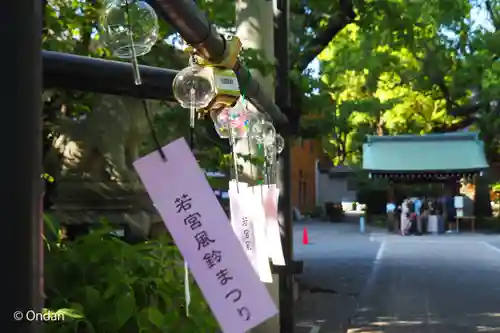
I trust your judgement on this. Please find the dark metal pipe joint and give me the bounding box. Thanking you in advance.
[148,0,226,63]
[151,0,288,124]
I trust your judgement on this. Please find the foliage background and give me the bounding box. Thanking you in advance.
[41,0,500,329]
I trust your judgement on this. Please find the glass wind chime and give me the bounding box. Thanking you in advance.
[171,50,285,189]
[100,0,159,85]
[211,101,284,188]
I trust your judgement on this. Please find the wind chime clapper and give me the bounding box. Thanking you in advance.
[100,0,159,85]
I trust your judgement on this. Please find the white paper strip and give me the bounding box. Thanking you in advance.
[229,181,273,283]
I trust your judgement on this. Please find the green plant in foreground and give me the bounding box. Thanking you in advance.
[43,219,218,333]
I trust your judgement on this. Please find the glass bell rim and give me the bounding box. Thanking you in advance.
[112,44,153,58]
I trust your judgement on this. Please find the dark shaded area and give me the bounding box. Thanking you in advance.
[3,0,43,330]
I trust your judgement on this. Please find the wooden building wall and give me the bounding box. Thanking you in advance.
[290,138,323,212]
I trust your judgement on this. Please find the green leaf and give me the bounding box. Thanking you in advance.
[115,292,135,329]
[51,307,85,319]
[147,307,164,328]
[85,286,101,307]
[43,213,60,239]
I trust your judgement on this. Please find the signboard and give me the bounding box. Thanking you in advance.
[133,138,277,333]
[454,196,464,209]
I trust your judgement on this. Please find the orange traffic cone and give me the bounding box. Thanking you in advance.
[302,227,309,245]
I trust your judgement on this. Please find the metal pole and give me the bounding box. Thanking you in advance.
[274,0,295,332]
[1,0,43,331]
[43,51,179,101]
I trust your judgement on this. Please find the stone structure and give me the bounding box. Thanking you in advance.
[45,93,167,238]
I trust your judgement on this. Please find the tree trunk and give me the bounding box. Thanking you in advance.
[474,171,493,219]
[234,0,275,184]
[235,1,280,332]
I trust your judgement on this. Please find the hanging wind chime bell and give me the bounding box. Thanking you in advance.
[100,0,159,84]
[251,120,276,145]
[172,62,217,109]
[275,134,285,154]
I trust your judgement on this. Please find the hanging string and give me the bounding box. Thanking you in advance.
[183,53,199,318]
[268,145,277,185]
[264,149,272,187]
[124,0,142,85]
[239,96,255,183]
[229,127,240,192]
[247,136,254,182]
[230,67,252,192]
[188,54,196,150]
[142,100,167,161]
[184,0,200,317]
[238,72,257,188]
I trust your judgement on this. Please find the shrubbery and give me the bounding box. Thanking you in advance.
[43,216,218,333]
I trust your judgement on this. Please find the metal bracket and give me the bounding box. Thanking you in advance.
[270,260,304,275]
[191,35,242,69]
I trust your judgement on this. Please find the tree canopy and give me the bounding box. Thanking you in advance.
[42,0,500,171]
[299,0,499,165]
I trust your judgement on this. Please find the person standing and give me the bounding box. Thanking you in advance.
[386,201,396,232]
[394,202,402,233]
[400,199,410,236]
[413,196,423,235]
[445,195,457,232]
[420,198,430,234]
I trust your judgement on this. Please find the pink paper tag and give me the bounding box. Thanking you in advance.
[252,185,285,266]
[133,138,277,333]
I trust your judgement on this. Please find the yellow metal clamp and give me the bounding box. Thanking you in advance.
[187,35,242,70]
[185,36,243,114]
[206,68,240,111]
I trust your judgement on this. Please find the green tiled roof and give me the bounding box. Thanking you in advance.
[362,132,489,172]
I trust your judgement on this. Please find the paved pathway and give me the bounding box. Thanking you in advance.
[293,221,500,333]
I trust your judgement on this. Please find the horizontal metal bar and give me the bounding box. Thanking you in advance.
[271,260,304,275]
[43,51,178,101]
